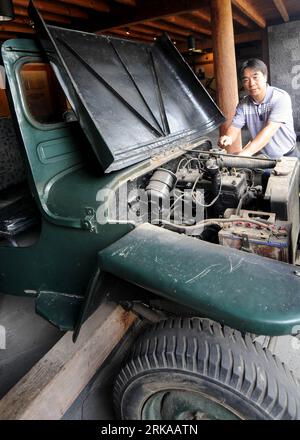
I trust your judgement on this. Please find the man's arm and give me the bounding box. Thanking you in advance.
[238,121,282,156]
[218,125,242,153]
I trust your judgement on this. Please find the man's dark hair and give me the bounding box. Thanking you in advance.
[239,58,268,80]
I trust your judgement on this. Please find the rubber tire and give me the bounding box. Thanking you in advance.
[114,317,300,420]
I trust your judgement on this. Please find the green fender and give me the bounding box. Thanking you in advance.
[98,223,300,336]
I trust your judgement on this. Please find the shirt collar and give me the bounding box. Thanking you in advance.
[250,84,272,105]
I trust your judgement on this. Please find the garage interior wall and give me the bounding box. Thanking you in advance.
[269,20,300,137]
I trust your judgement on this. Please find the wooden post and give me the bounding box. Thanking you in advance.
[210,0,241,148]
[261,29,270,74]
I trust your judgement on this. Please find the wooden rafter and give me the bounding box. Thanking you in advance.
[163,15,211,36]
[105,28,154,42]
[93,0,208,31]
[14,0,89,19]
[190,10,211,23]
[231,0,266,28]
[273,0,289,22]
[13,6,73,23]
[176,30,262,53]
[0,32,17,39]
[188,8,256,31]
[0,22,34,33]
[143,20,193,37]
[58,0,110,13]
[232,11,256,29]
[15,12,71,24]
[130,24,186,41]
[113,0,136,5]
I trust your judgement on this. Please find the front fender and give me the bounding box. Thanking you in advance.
[98,223,300,336]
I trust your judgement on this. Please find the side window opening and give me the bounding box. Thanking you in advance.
[19,62,71,125]
[0,61,71,248]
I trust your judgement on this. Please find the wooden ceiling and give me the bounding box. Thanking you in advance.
[1,0,300,53]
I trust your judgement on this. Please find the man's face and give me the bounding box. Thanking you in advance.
[241,67,267,101]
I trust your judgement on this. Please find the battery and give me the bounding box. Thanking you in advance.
[218,210,291,263]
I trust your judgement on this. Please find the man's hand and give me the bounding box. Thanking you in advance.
[218,135,233,149]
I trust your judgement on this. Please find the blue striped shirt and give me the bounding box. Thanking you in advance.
[232,85,296,158]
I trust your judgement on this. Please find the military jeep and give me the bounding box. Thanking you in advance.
[0,2,300,420]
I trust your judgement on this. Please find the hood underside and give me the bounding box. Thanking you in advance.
[29,1,224,173]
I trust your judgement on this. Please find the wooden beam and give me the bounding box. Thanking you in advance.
[143,20,193,37]
[273,0,289,22]
[0,23,34,33]
[163,15,211,36]
[130,24,186,41]
[235,30,262,44]
[231,0,266,28]
[15,13,71,25]
[113,0,136,5]
[94,0,211,31]
[176,29,262,53]
[106,32,152,43]
[0,32,17,40]
[59,0,110,13]
[14,6,84,23]
[190,10,211,23]
[106,29,155,42]
[0,303,137,420]
[14,0,89,20]
[179,29,262,52]
[189,9,255,32]
[232,11,256,29]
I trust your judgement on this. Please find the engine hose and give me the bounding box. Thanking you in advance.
[217,156,277,169]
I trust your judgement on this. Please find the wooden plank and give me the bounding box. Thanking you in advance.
[231,0,266,28]
[0,303,137,420]
[273,0,290,22]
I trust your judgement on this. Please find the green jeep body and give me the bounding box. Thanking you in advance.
[0,2,300,420]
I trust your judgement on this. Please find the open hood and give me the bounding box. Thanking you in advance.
[29,1,224,173]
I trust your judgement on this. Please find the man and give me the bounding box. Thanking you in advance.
[218,58,298,158]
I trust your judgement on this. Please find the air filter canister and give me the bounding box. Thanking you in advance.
[146,168,177,200]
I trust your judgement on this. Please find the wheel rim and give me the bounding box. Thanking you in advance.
[142,390,242,420]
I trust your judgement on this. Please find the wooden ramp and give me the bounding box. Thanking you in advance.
[0,303,136,420]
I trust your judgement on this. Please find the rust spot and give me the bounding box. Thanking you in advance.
[120,309,137,329]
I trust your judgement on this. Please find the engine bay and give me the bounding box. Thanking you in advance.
[128,140,300,264]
